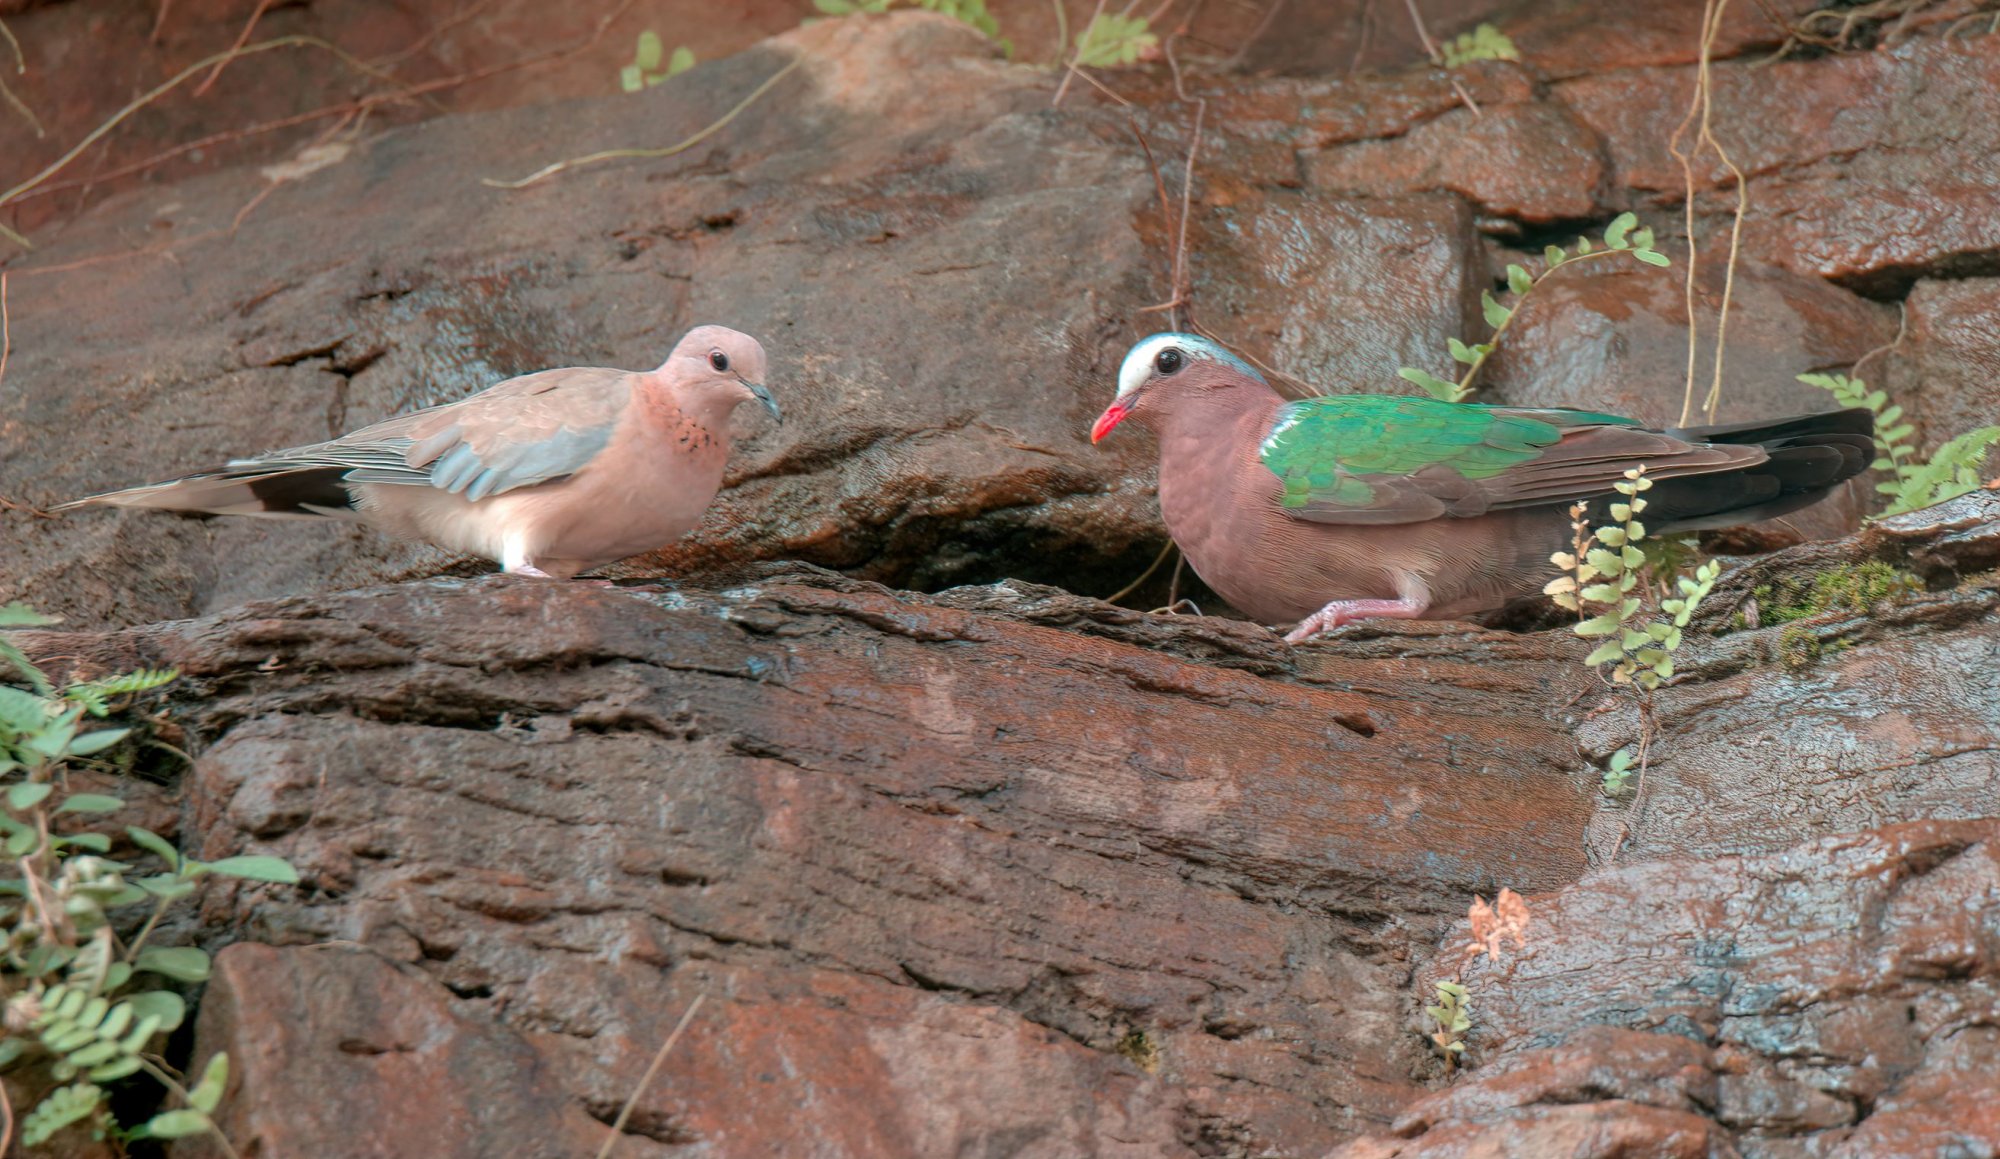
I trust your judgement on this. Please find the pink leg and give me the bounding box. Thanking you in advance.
[1283,597,1428,643]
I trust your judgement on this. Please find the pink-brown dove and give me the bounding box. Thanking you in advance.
[60,325,779,579]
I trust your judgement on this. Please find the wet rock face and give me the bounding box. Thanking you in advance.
[105,567,1599,1158]
[4,7,2000,1158]
[9,494,1986,1159]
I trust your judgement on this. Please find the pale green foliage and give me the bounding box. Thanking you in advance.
[1439,23,1520,67]
[1425,980,1470,1060]
[1601,747,1635,796]
[1545,469,1721,691]
[815,0,1011,53]
[1797,371,2000,516]
[1400,213,1671,403]
[1,608,296,1151]
[620,30,695,92]
[1073,12,1156,67]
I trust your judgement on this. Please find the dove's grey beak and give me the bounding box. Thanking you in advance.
[746,381,781,424]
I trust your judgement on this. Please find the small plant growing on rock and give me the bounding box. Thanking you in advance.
[1424,888,1531,1068]
[1400,213,1672,403]
[1439,23,1519,67]
[814,0,1009,52]
[1545,471,1721,692]
[0,603,298,1154]
[620,31,695,92]
[1798,371,2000,516]
[1072,12,1156,67]
[1424,981,1470,1063]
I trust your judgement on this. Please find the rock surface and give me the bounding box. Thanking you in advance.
[0,493,1988,1157]
[2,5,2000,1158]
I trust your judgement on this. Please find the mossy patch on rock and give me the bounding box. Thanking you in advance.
[1742,560,1923,629]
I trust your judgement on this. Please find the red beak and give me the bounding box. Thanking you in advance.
[1090,401,1131,444]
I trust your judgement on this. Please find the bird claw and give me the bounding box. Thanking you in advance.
[1283,598,1427,644]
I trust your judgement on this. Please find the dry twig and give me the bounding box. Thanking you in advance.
[484,53,805,190]
[1670,0,1747,427]
[594,994,706,1159]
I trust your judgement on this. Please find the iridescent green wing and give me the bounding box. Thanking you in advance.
[1258,395,1651,525]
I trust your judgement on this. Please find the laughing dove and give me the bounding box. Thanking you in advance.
[1091,333,1874,642]
[61,325,780,579]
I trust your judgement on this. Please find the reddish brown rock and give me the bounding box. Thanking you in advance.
[1304,94,1607,225]
[1882,276,2000,454]
[1559,38,2000,292]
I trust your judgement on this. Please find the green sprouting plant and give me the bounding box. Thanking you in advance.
[1439,22,1519,67]
[1401,213,1672,403]
[1601,747,1635,796]
[620,31,695,92]
[814,0,1010,52]
[0,602,298,1154]
[1797,372,2000,516]
[1424,980,1470,1063]
[1545,470,1721,691]
[1746,560,1922,629]
[1073,12,1156,67]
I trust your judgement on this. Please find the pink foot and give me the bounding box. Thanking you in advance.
[1283,597,1427,643]
[506,564,556,579]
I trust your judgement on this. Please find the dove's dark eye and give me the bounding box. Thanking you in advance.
[709,350,730,372]
[1155,348,1184,375]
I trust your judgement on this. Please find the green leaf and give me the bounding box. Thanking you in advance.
[19,1082,101,1147]
[57,793,125,814]
[1604,212,1636,249]
[127,827,181,869]
[1575,612,1623,637]
[64,728,131,757]
[1577,236,1594,254]
[813,0,856,12]
[1544,244,1566,268]
[1480,289,1510,330]
[1447,337,1476,365]
[1596,527,1627,547]
[635,30,663,72]
[1074,12,1156,67]
[0,602,58,629]
[8,781,52,811]
[618,64,643,93]
[189,1052,230,1114]
[136,946,212,983]
[201,855,300,884]
[1633,249,1671,267]
[1506,264,1533,295]
[1608,502,1631,522]
[667,46,695,77]
[123,990,185,1034]
[58,832,111,853]
[1583,639,1624,666]
[1631,227,1655,251]
[133,1109,212,1140]
[1397,367,1462,401]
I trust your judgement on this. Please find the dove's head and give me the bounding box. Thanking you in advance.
[662,324,779,425]
[1091,333,1268,443]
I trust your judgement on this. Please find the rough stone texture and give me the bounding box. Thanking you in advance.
[3,7,2000,1158]
[0,495,1988,1158]
[1883,276,2000,454]
[37,565,1603,1158]
[1558,37,2000,294]
[1363,817,2000,1158]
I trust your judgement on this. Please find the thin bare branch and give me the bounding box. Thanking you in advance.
[595,994,706,1159]
[192,0,276,98]
[484,53,805,190]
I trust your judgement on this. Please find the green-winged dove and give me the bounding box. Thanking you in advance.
[61,325,780,578]
[1092,332,1873,642]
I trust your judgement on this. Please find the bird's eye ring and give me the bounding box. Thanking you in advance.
[710,350,730,372]
[1155,348,1184,375]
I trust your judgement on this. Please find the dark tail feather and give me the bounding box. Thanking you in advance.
[1602,407,1876,532]
[55,465,361,519]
